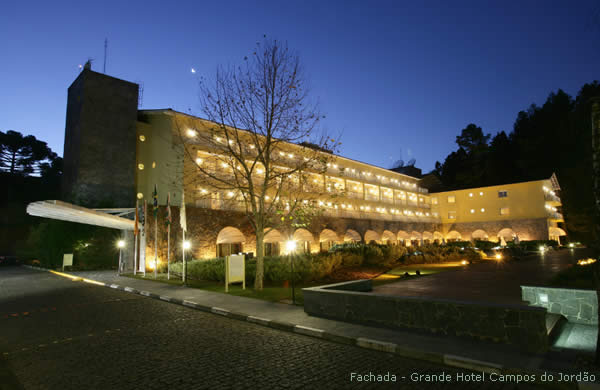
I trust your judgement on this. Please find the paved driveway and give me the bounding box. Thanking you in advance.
[372,248,593,304]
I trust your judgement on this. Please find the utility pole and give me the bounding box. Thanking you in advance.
[103,38,108,73]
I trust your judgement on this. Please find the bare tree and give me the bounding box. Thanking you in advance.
[176,38,338,290]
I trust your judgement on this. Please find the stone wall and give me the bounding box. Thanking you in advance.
[140,206,442,262]
[304,280,549,353]
[442,218,550,241]
[521,285,598,325]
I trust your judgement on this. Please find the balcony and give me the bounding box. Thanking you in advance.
[544,192,561,205]
[548,211,564,222]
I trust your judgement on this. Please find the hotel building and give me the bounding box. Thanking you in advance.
[61,69,566,263]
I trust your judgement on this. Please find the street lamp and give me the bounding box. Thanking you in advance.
[182,240,191,286]
[117,240,125,275]
[286,240,297,305]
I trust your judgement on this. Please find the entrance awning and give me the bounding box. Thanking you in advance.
[27,200,134,230]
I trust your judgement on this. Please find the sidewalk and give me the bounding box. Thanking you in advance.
[25,266,599,389]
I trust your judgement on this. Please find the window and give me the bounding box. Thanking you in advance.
[480,208,485,212]
[432,197,438,205]
[470,209,475,214]
[498,190,508,198]
[447,195,456,203]
[448,211,456,219]
[468,193,473,197]
[500,207,510,215]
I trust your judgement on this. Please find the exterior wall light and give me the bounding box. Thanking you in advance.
[183,241,191,250]
[117,240,125,248]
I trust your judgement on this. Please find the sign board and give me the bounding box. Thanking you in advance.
[225,254,245,292]
[62,253,73,271]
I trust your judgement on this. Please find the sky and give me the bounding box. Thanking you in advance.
[1,0,599,173]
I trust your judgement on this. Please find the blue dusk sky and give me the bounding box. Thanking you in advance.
[1,0,599,172]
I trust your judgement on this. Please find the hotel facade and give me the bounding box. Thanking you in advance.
[61,69,566,263]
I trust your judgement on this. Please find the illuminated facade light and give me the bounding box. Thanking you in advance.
[195,158,203,164]
[138,164,144,170]
[139,135,146,142]
[187,129,197,137]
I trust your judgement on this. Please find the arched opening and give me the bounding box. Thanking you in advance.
[320,229,339,252]
[364,230,381,244]
[264,228,284,256]
[216,227,246,257]
[497,228,516,243]
[382,230,396,245]
[472,229,489,241]
[293,228,314,253]
[549,226,567,244]
[446,230,462,242]
[344,229,361,243]
[398,230,410,246]
[433,231,444,244]
[422,231,433,244]
[410,231,422,247]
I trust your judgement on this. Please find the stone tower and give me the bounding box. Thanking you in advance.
[62,68,139,207]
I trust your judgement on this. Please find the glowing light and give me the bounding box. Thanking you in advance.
[186,129,197,137]
[117,240,125,248]
[191,68,196,73]
[257,168,264,174]
[470,209,475,213]
[481,208,485,212]
[479,192,483,196]
[569,243,574,248]
[137,193,143,199]
[227,192,234,197]
[469,193,473,197]
[461,260,468,265]
[195,158,203,164]
[183,241,191,250]
[250,145,255,149]
[539,246,545,252]
[577,258,597,266]
[200,189,208,194]
[138,164,144,170]
[139,135,146,141]
[285,240,297,252]
[495,254,502,260]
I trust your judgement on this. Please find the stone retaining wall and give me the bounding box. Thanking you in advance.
[304,280,549,353]
[521,285,598,325]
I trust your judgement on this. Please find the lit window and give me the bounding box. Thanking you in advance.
[152,161,156,168]
[432,197,438,205]
[469,193,473,197]
[448,211,456,219]
[498,190,508,198]
[447,196,456,203]
[138,164,144,170]
[139,135,146,142]
[470,209,475,214]
[480,208,485,212]
[479,192,483,196]
[500,207,510,215]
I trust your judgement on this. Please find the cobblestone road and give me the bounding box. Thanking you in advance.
[1,267,539,389]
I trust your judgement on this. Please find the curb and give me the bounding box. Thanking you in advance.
[22,265,593,389]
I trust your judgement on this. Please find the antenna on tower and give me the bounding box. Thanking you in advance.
[103,38,108,73]
[137,81,144,108]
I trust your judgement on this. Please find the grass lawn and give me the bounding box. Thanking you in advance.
[125,273,319,305]
[124,261,479,304]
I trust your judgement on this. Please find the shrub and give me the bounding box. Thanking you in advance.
[474,240,496,251]
[444,241,473,248]
[171,251,344,284]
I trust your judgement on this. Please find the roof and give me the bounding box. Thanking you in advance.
[27,200,134,230]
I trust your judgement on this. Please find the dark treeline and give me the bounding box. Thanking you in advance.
[1,130,63,255]
[429,81,600,243]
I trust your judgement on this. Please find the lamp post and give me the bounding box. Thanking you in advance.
[285,240,297,304]
[117,240,125,276]
[183,240,191,286]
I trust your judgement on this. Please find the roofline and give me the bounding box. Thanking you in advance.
[430,177,555,194]
[137,108,423,182]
